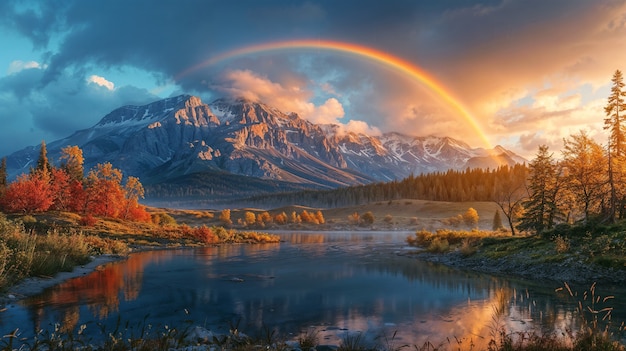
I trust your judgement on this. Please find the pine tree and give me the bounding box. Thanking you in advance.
[492,210,504,231]
[518,145,560,234]
[604,70,626,221]
[35,140,52,175]
[0,157,7,194]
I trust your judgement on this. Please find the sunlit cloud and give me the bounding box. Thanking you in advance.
[87,75,115,91]
[210,69,379,134]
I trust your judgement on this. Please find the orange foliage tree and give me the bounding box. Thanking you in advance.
[1,172,53,213]
[84,162,126,218]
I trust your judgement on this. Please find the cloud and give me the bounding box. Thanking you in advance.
[87,75,115,90]
[1,0,625,159]
[7,60,41,75]
[210,69,383,133]
[0,67,157,157]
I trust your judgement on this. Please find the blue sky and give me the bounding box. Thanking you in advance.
[1,0,625,158]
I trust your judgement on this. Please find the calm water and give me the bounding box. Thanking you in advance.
[2,231,625,348]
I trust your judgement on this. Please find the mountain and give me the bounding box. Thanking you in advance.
[4,95,525,203]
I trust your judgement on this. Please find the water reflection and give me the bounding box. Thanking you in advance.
[2,231,624,348]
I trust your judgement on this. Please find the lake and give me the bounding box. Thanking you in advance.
[2,231,625,349]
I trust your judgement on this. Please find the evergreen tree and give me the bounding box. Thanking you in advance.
[492,210,504,231]
[35,140,52,174]
[518,145,560,234]
[604,69,626,221]
[0,157,6,194]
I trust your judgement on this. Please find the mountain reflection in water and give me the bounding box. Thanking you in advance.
[3,231,623,348]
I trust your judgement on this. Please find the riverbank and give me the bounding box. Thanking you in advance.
[406,249,626,284]
[0,254,128,306]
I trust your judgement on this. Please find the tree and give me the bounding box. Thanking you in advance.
[244,211,256,226]
[219,209,232,226]
[492,210,504,231]
[462,207,479,228]
[0,157,6,195]
[492,164,527,236]
[561,131,607,223]
[84,162,125,217]
[34,140,52,175]
[604,69,626,221]
[49,167,72,211]
[0,173,53,213]
[518,145,561,234]
[59,145,84,181]
[123,176,148,220]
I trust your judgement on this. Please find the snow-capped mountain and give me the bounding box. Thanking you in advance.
[4,95,525,200]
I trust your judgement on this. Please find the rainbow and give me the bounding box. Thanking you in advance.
[176,39,490,148]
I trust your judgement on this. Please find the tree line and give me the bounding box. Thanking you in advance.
[0,142,150,222]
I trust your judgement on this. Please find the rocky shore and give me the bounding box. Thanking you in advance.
[407,249,626,284]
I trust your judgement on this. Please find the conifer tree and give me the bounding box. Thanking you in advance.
[35,140,52,175]
[0,157,6,194]
[518,145,560,233]
[492,210,504,231]
[604,69,626,221]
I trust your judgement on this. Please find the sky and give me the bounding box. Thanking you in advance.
[1,0,625,159]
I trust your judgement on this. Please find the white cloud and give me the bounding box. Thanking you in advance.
[7,60,41,75]
[87,75,115,90]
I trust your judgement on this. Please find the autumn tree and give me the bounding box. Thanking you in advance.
[273,212,287,224]
[0,172,53,213]
[49,167,72,211]
[604,69,626,221]
[462,207,479,228]
[84,162,125,217]
[123,176,150,221]
[561,131,607,223]
[59,145,84,181]
[518,145,561,234]
[315,210,325,224]
[219,209,232,226]
[244,211,256,226]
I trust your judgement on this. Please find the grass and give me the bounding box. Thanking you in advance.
[0,211,280,293]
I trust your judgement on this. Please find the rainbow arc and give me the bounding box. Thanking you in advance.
[175,39,490,148]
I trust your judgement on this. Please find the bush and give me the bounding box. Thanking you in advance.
[80,214,97,226]
[427,238,450,253]
[361,211,374,225]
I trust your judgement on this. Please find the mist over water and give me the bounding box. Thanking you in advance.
[2,231,625,348]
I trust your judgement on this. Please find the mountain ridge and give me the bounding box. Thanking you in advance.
[4,95,526,202]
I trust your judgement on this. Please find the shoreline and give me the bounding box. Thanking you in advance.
[405,249,626,284]
[0,254,128,306]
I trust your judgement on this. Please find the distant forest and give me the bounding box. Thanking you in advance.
[246,164,527,208]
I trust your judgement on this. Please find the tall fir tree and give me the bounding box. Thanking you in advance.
[604,70,626,221]
[518,145,560,234]
[0,157,7,194]
[34,140,52,175]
